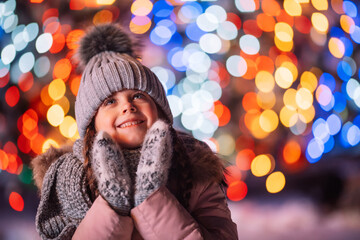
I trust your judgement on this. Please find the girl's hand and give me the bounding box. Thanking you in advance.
[135,120,173,206]
[91,131,133,215]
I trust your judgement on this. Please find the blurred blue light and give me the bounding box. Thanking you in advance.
[150,26,172,45]
[337,60,352,81]
[347,124,360,146]
[340,37,353,57]
[313,118,330,142]
[333,92,347,112]
[329,27,346,38]
[353,114,360,128]
[350,26,360,44]
[306,138,324,163]
[19,52,34,73]
[319,73,336,92]
[185,22,206,41]
[343,0,357,18]
[153,0,173,18]
[323,135,335,153]
[340,122,352,148]
[167,47,187,72]
[327,113,342,135]
[157,19,177,35]
[180,2,203,21]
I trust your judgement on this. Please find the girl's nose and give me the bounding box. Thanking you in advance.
[122,103,136,114]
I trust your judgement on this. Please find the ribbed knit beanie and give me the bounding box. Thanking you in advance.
[75,24,173,138]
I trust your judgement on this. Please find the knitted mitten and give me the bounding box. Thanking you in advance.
[91,131,132,215]
[135,120,173,206]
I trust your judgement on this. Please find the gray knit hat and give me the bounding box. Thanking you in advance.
[75,24,173,138]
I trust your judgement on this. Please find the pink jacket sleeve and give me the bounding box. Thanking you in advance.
[72,195,133,240]
[131,183,238,240]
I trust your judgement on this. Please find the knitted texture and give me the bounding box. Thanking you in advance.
[135,120,173,206]
[91,131,132,215]
[35,154,92,239]
[75,24,173,138]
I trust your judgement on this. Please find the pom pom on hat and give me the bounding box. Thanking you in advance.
[77,24,138,67]
[75,23,173,139]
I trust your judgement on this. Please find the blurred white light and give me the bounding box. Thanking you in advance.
[3,13,18,33]
[217,21,238,40]
[199,33,221,54]
[34,56,50,78]
[167,95,183,118]
[235,0,256,12]
[205,5,227,23]
[181,108,204,130]
[226,55,247,77]
[1,44,16,65]
[151,66,176,92]
[188,51,211,73]
[35,33,53,53]
[201,80,222,101]
[23,23,39,42]
[192,90,214,112]
[196,12,219,32]
[19,52,35,73]
[239,34,260,55]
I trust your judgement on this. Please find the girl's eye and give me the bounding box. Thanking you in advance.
[103,98,116,106]
[133,92,145,100]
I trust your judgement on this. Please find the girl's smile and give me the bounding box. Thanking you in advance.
[94,89,159,149]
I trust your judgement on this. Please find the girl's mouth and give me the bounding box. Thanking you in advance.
[118,120,144,128]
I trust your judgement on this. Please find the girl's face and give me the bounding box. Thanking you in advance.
[94,89,159,149]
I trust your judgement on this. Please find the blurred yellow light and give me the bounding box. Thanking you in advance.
[311,0,328,10]
[255,71,275,93]
[340,15,355,34]
[298,105,315,123]
[259,110,279,133]
[251,154,273,177]
[298,0,309,2]
[217,134,235,156]
[257,91,276,109]
[41,85,53,106]
[131,0,153,16]
[275,22,293,42]
[281,61,298,81]
[266,171,286,193]
[42,139,59,153]
[296,88,313,110]
[274,36,293,52]
[300,71,318,92]
[96,0,115,5]
[47,104,64,127]
[129,17,152,34]
[59,116,77,138]
[280,106,297,127]
[284,0,302,16]
[250,116,269,139]
[328,37,345,58]
[48,79,66,101]
[283,88,297,110]
[311,12,329,33]
[275,67,294,89]
[93,9,113,25]
[55,96,70,115]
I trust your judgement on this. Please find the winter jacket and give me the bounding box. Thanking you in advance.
[31,132,238,240]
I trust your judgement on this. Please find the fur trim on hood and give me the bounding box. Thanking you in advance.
[31,131,225,192]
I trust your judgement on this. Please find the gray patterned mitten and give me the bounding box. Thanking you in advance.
[135,120,173,206]
[91,131,132,215]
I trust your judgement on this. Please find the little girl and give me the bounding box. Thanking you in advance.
[32,23,238,240]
